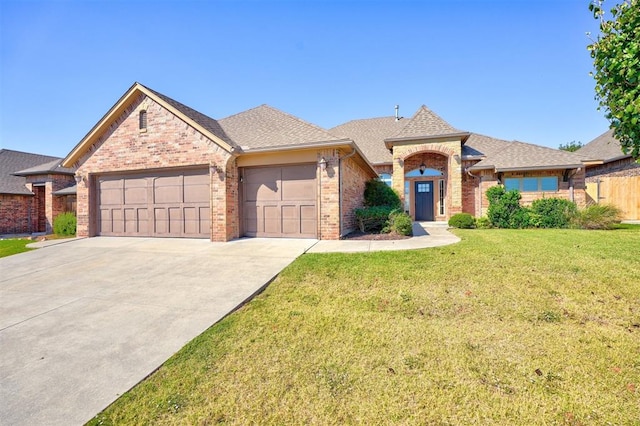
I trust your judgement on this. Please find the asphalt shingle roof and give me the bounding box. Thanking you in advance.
[391,105,462,139]
[463,133,512,158]
[219,104,345,150]
[13,158,75,176]
[576,129,629,162]
[0,150,62,195]
[470,141,586,171]
[330,116,406,164]
[141,84,238,149]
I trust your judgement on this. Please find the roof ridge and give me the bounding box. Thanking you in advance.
[0,148,61,159]
[218,104,269,121]
[260,104,340,138]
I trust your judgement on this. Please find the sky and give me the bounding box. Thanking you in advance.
[1,0,610,158]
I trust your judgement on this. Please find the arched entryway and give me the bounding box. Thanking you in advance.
[403,152,448,221]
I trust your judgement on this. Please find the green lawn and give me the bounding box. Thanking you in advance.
[89,228,640,425]
[0,239,33,258]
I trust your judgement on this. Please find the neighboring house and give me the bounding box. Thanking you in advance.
[60,82,589,241]
[0,149,76,235]
[577,130,640,219]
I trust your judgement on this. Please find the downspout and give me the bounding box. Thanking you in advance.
[339,147,357,238]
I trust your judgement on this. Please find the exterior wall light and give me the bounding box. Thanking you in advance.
[419,163,426,175]
[319,157,328,172]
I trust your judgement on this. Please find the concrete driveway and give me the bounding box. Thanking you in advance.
[0,237,316,426]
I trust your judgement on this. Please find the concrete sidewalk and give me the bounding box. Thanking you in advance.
[307,222,460,253]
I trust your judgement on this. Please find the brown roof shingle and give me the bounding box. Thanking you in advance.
[576,129,630,162]
[390,105,462,139]
[470,141,585,172]
[219,104,346,150]
[330,116,407,164]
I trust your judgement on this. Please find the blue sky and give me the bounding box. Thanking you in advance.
[1,0,609,158]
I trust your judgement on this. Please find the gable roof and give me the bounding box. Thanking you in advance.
[330,116,406,164]
[62,82,237,168]
[0,149,61,195]
[576,129,630,163]
[469,141,585,172]
[218,104,347,151]
[390,105,463,140]
[463,133,512,159]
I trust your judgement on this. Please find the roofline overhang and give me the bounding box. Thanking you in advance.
[240,139,378,177]
[467,164,494,171]
[384,132,471,149]
[61,82,235,168]
[494,164,584,173]
[12,169,75,177]
[581,160,605,166]
[0,190,35,196]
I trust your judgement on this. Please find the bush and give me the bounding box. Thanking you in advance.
[529,198,578,228]
[573,204,622,230]
[389,210,413,236]
[486,186,529,229]
[448,213,475,229]
[53,212,77,236]
[364,179,401,209]
[475,216,491,229]
[355,206,395,233]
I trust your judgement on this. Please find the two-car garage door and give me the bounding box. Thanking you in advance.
[98,169,210,238]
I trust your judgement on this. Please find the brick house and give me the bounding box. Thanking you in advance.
[59,82,594,241]
[0,150,76,235]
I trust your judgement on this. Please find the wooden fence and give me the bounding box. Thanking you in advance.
[586,176,640,220]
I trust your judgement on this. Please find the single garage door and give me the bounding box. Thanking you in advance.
[98,169,210,238]
[243,164,317,238]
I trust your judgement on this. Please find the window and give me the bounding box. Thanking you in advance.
[417,183,430,193]
[139,110,147,130]
[404,181,410,212]
[379,173,392,187]
[405,168,443,178]
[503,177,558,192]
[439,180,445,215]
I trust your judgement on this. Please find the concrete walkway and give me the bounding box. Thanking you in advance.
[307,222,460,253]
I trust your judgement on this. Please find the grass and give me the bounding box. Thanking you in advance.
[0,239,34,258]
[89,228,640,425]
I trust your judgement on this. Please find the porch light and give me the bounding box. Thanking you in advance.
[319,157,328,172]
[74,174,84,184]
[419,163,426,175]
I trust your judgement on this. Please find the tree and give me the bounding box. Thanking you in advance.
[588,0,640,159]
[558,140,583,152]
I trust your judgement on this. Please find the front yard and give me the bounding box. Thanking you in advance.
[0,239,33,258]
[90,228,639,425]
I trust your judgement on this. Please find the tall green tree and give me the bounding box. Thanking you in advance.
[588,0,640,158]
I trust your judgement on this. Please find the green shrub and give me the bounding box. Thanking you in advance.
[53,212,77,236]
[475,216,492,229]
[573,204,622,230]
[364,179,401,208]
[355,206,395,233]
[529,198,577,228]
[389,210,413,236]
[448,213,475,229]
[486,186,529,229]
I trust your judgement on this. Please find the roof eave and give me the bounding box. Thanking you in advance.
[495,164,583,173]
[384,132,471,149]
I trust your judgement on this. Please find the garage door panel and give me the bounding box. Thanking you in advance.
[242,165,317,238]
[98,169,209,238]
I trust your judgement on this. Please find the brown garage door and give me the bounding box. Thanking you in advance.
[98,169,210,238]
[243,164,317,238]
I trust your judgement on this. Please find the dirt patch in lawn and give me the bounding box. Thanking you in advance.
[342,231,410,240]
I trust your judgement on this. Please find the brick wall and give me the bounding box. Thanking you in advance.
[340,155,370,236]
[503,169,587,208]
[318,149,340,239]
[0,194,34,234]
[585,157,640,180]
[25,174,76,234]
[73,94,235,241]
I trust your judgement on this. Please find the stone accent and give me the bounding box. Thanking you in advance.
[391,139,462,220]
[73,94,235,241]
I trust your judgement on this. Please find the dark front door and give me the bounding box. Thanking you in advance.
[415,181,434,221]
